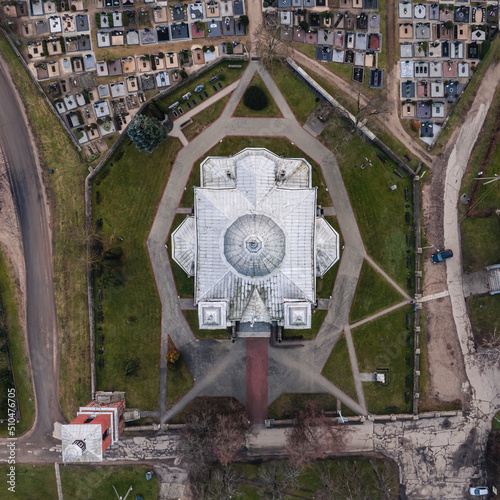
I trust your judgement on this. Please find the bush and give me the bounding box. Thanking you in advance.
[263,1,269,6]
[180,69,188,79]
[243,85,268,111]
[411,121,421,132]
[444,20,453,30]
[165,349,180,364]
[71,4,76,10]
[299,20,309,32]
[125,360,139,377]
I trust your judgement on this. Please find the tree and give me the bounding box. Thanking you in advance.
[243,85,268,110]
[285,402,349,468]
[299,20,309,32]
[253,21,292,67]
[179,398,252,482]
[127,114,168,153]
[444,20,453,30]
[239,15,249,26]
[258,462,301,500]
[354,91,389,128]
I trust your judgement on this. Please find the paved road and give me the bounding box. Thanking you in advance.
[0,54,63,449]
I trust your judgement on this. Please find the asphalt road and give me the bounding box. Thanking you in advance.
[0,54,64,450]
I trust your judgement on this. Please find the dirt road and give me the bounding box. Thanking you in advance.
[0,53,64,445]
[421,60,500,408]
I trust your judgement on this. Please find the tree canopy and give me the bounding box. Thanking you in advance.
[243,85,268,111]
[127,114,168,153]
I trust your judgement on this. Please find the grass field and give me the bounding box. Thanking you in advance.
[182,309,230,340]
[182,93,232,141]
[0,465,57,499]
[283,309,328,341]
[316,216,344,299]
[91,136,182,410]
[267,61,319,124]
[320,117,414,289]
[0,251,34,437]
[267,392,338,419]
[352,307,413,414]
[226,458,399,499]
[166,336,194,409]
[155,60,248,120]
[0,35,90,420]
[60,465,160,500]
[233,72,282,118]
[167,215,195,298]
[321,333,358,402]
[180,136,332,208]
[349,260,404,324]
[467,295,500,346]
[459,85,500,273]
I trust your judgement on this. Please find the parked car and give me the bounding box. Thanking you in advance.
[469,486,489,496]
[431,249,453,263]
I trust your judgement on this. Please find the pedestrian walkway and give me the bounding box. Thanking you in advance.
[148,60,422,426]
[246,338,269,424]
[417,290,450,303]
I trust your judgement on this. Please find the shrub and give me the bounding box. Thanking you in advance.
[243,85,268,111]
[299,20,309,32]
[263,1,269,6]
[444,20,453,30]
[411,121,421,132]
[125,359,139,377]
[180,69,188,79]
[166,349,180,364]
[71,4,76,10]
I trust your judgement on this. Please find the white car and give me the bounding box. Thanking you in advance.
[469,486,489,496]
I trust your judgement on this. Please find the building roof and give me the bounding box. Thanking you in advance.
[61,424,103,462]
[172,149,339,327]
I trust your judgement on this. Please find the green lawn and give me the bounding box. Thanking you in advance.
[182,93,232,141]
[461,216,500,273]
[234,72,282,118]
[349,260,405,324]
[155,60,248,120]
[182,310,230,340]
[226,458,399,499]
[283,309,328,341]
[320,117,414,289]
[166,336,194,409]
[493,411,500,430]
[459,84,500,273]
[321,333,358,402]
[180,136,332,208]
[0,465,57,499]
[352,307,413,414]
[168,215,195,298]
[60,465,160,500]
[268,393,338,419]
[0,35,90,420]
[0,251,34,436]
[92,136,182,410]
[267,61,319,124]
[467,295,500,346]
[316,216,344,299]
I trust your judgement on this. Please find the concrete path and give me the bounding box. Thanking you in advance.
[55,463,63,500]
[350,300,411,330]
[148,60,420,426]
[365,254,412,300]
[462,270,489,297]
[343,324,367,412]
[417,290,450,303]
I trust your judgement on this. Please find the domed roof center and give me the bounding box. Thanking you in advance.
[224,214,286,278]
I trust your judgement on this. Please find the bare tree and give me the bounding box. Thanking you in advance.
[315,460,372,500]
[354,91,389,128]
[285,402,350,468]
[179,398,252,483]
[258,462,301,500]
[253,20,291,67]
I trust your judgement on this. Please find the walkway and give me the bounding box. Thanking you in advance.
[148,60,425,430]
[246,339,269,424]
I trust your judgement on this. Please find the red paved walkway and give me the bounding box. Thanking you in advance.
[246,338,269,424]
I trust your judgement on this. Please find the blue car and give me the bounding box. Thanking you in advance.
[431,249,453,263]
